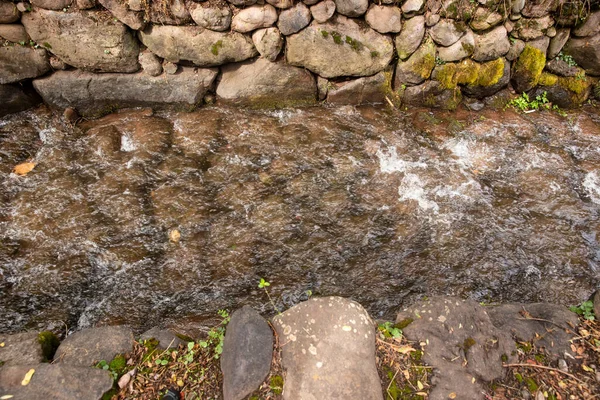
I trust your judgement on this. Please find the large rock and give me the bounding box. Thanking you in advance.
[396,297,516,400]
[533,71,592,107]
[252,27,283,61]
[513,16,554,40]
[0,332,57,366]
[34,68,217,116]
[273,297,383,400]
[0,24,30,43]
[0,0,20,22]
[0,83,42,117]
[545,58,578,77]
[231,4,278,33]
[473,25,510,62]
[278,2,311,36]
[30,0,72,10]
[286,15,394,78]
[327,71,391,105]
[310,0,335,23]
[395,39,435,85]
[437,30,474,62]
[402,80,462,110]
[548,28,569,59]
[470,7,503,31]
[511,44,546,92]
[139,25,257,67]
[564,33,600,76]
[334,0,368,17]
[487,303,579,359]
[394,15,425,60]
[462,58,510,98]
[430,19,467,47]
[221,306,273,400]
[189,3,232,32]
[98,0,145,30]
[572,10,600,37]
[365,5,401,34]
[54,326,134,366]
[22,9,139,73]
[506,38,525,60]
[0,364,113,400]
[217,58,316,107]
[402,0,424,15]
[0,46,49,84]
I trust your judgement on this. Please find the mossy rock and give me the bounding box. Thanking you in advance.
[403,80,463,110]
[511,45,546,93]
[395,39,436,87]
[38,331,60,361]
[432,58,509,98]
[534,71,593,108]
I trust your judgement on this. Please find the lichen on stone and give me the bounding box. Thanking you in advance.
[538,71,559,87]
[512,45,546,92]
[474,58,505,87]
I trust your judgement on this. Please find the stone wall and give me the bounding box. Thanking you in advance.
[1,0,599,116]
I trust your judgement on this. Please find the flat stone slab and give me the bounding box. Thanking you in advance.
[396,296,516,400]
[273,296,383,400]
[221,306,273,400]
[33,67,218,116]
[0,332,46,366]
[140,327,187,350]
[486,303,579,360]
[54,325,133,366]
[0,363,113,400]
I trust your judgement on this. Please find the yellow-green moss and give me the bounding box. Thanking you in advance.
[38,331,60,361]
[381,70,401,107]
[558,74,591,95]
[538,72,559,86]
[475,58,505,87]
[514,45,546,87]
[436,63,458,89]
[455,59,480,86]
[419,53,436,80]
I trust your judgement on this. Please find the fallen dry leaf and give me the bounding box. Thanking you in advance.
[396,345,417,354]
[169,229,181,243]
[13,162,36,176]
[21,369,35,386]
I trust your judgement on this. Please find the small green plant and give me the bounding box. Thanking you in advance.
[557,52,578,67]
[259,278,280,313]
[96,354,127,381]
[575,72,586,81]
[570,300,595,321]
[507,92,552,112]
[198,309,230,359]
[378,321,402,339]
[435,56,446,66]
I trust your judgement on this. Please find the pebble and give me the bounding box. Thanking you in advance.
[596,371,600,383]
[535,391,544,400]
[558,358,568,373]
[521,389,531,399]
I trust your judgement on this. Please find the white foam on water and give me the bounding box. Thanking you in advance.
[584,170,600,204]
[376,146,426,174]
[398,173,439,212]
[120,131,137,152]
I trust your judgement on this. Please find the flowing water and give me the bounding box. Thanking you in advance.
[2,104,600,335]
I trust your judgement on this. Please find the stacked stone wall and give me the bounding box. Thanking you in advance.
[1,0,599,115]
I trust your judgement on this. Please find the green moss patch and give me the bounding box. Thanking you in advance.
[37,331,60,361]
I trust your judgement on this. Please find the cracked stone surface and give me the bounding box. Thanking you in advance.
[396,296,516,400]
[274,296,383,400]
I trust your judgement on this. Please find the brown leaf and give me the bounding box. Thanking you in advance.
[13,162,36,176]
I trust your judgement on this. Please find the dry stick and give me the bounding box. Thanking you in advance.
[386,368,401,400]
[503,363,586,384]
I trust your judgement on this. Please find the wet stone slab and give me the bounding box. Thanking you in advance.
[273,296,383,400]
[54,326,134,366]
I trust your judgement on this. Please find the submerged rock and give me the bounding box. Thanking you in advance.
[0,83,42,117]
[286,15,394,78]
[273,297,383,400]
[139,25,257,67]
[33,67,218,116]
[22,8,139,73]
[216,58,316,107]
[221,306,273,400]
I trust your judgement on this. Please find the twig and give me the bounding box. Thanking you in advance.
[386,368,400,400]
[503,363,586,383]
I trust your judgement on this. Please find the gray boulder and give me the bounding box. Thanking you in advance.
[34,67,218,116]
[487,303,579,360]
[0,0,19,23]
[0,24,30,43]
[287,15,394,78]
[334,0,368,17]
[573,10,600,37]
[139,25,257,67]
[278,2,311,36]
[252,27,283,61]
[365,5,401,34]
[22,9,139,73]
[401,0,424,15]
[0,364,113,400]
[30,0,72,9]
[221,306,273,400]
[394,15,425,60]
[189,3,232,32]
[513,16,554,40]
[437,30,474,62]
[138,50,163,76]
[54,326,134,366]
[470,7,503,31]
[564,33,600,76]
[327,71,391,105]
[396,297,516,400]
[473,25,510,61]
[98,0,145,30]
[0,332,55,366]
[310,0,335,23]
[0,46,49,84]
[430,19,467,46]
[547,28,569,59]
[231,4,278,33]
[273,297,383,400]
[395,39,435,85]
[0,83,42,117]
[216,58,316,107]
[402,80,462,110]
